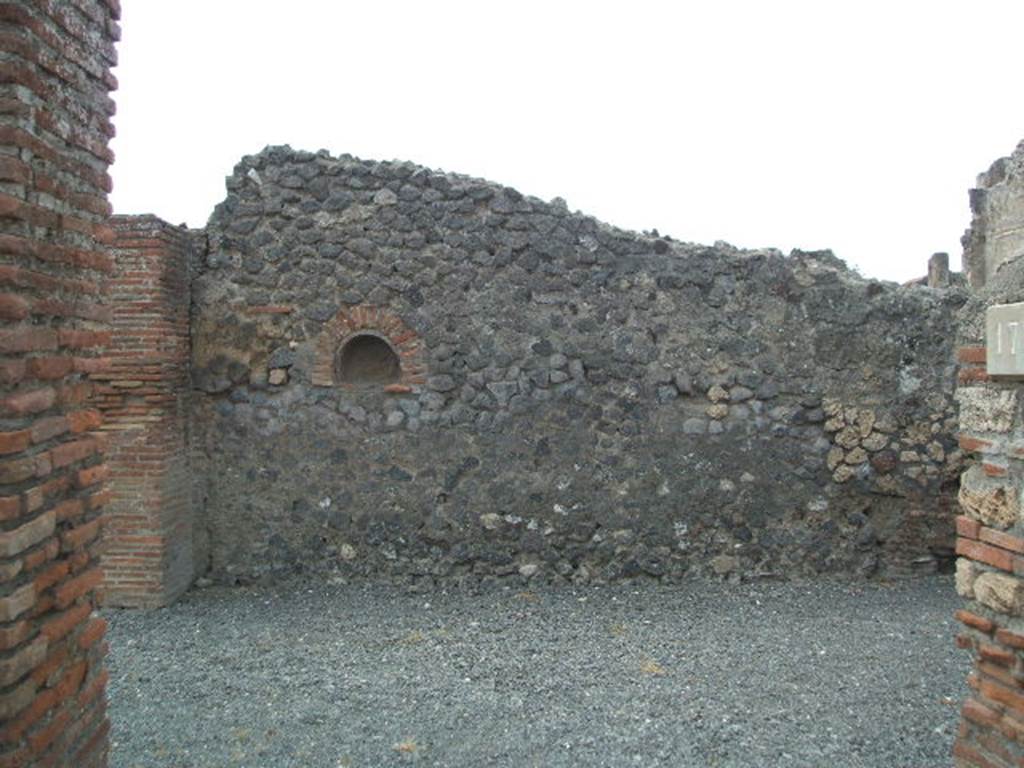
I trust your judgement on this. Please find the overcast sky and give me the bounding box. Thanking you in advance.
[109,1,1024,283]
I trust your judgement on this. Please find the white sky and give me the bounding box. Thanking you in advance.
[109,1,1024,283]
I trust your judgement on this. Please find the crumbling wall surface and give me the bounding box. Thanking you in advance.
[963,139,1024,289]
[98,215,196,608]
[953,259,1024,767]
[190,146,966,585]
[0,0,119,765]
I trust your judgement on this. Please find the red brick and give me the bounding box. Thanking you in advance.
[958,516,982,540]
[957,609,996,634]
[998,711,1024,743]
[0,1,116,755]
[9,663,84,745]
[67,409,101,434]
[33,298,110,323]
[0,456,37,484]
[0,328,57,354]
[0,157,29,185]
[21,538,58,572]
[77,617,106,650]
[0,495,18,521]
[958,539,1015,572]
[983,462,1009,478]
[996,629,1024,651]
[980,643,1018,667]
[51,499,84,523]
[0,359,25,386]
[76,669,108,709]
[29,416,69,445]
[84,490,109,511]
[980,677,1024,714]
[959,346,989,364]
[3,388,56,416]
[29,646,65,688]
[61,516,103,552]
[36,477,70,504]
[66,548,91,574]
[94,223,117,244]
[49,438,96,469]
[57,329,110,350]
[960,436,994,453]
[976,730,1018,765]
[954,738,1012,768]
[72,356,110,374]
[39,603,91,644]
[56,382,93,407]
[979,660,1021,689]
[74,718,110,768]
[33,560,69,593]
[26,356,73,381]
[981,528,1024,555]
[0,747,30,768]
[74,464,108,489]
[1,687,54,744]
[53,567,102,609]
[959,368,991,385]
[0,430,30,455]
[27,706,70,755]
[0,294,29,321]
[963,697,1002,727]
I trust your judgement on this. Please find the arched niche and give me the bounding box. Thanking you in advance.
[334,333,401,385]
[311,304,426,389]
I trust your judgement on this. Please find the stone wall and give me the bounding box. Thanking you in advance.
[98,216,195,608]
[963,139,1024,289]
[0,1,118,765]
[953,257,1024,767]
[183,146,966,586]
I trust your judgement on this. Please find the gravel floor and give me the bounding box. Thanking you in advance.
[106,575,969,768]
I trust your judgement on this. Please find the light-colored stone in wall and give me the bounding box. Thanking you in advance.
[958,465,1020,528]
[956,387,1018,433]
[955,557,978,599]
[974,571,1024,615]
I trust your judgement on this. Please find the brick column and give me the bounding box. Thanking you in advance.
[96,216,194,608]
[0,1,121,765]
[954,344,1024,766]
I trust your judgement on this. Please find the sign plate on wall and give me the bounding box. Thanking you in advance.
[986,302,1024,376]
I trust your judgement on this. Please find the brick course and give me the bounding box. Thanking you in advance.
[0,1,119,765]
[97,216,195,608]
[956,336,1024,764]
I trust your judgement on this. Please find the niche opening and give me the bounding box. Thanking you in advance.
[334,333,401,385]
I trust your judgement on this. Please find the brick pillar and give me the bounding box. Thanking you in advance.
[953,345,1024,766]
[0,1,120,765]
[97,216,194,608]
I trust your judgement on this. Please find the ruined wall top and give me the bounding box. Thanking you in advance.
[962,139,1024,289]
[172,145,969,584]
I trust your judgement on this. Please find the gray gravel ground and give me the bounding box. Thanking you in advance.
[106,575,968,768]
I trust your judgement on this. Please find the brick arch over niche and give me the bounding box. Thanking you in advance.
[312,305,426,389]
